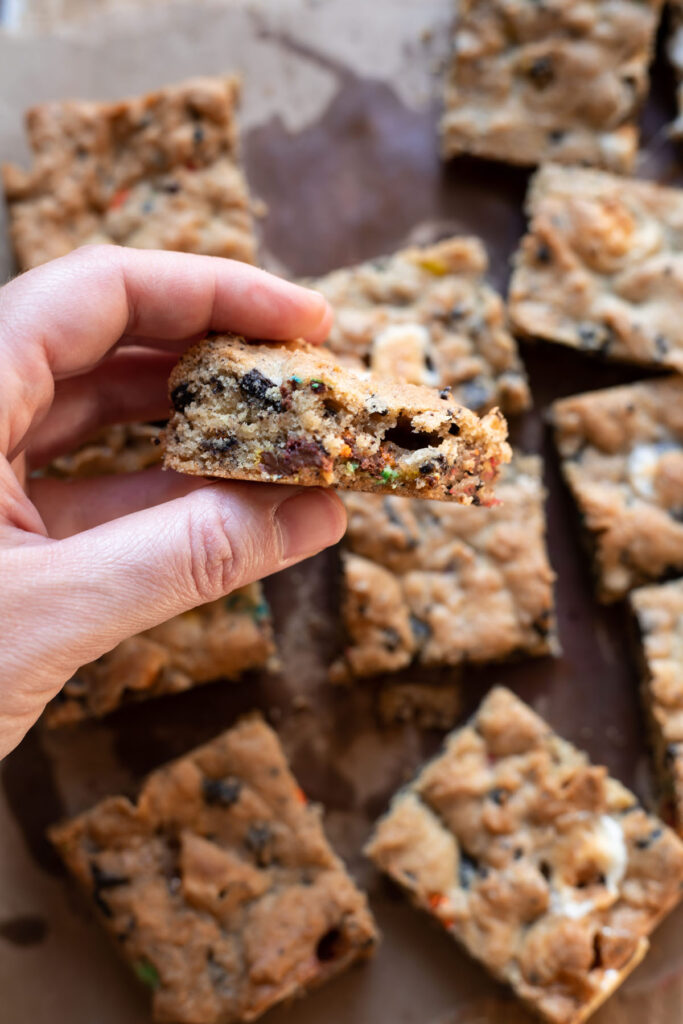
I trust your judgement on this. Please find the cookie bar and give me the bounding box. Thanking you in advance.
[509,164,683,372]
[551,378,683,603]
[631,579,683,837]
[333,454,556,680]
[163,334,511,504]
[45,586,275,727]
[366,686,683,1024]
[2,75,256,271]
[50,717,378,1024]
[669,0,683,137]
[307,237,530,415]
[44,422,275,726]
[440,0,662,172]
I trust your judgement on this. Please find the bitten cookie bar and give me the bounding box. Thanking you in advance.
[163,335,510,504]
[51,717,378,1024]
[366,687,683,1024]
[440,0,662,172]
[509,164,683,372]
[333,454,556,680]
[45,587,275,727]
[551,378,683,603]
[44,423,275,726]
[631,579,683,837]
[2,75,256,271]
[308,237,530,415]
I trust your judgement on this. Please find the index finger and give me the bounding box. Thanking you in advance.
[0,244,333,381]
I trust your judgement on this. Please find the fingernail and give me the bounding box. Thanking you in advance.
[276,489,346,561]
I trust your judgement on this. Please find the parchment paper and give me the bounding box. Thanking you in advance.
[1,2,682,1022]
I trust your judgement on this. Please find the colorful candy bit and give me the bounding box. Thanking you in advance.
[108,188,130,210]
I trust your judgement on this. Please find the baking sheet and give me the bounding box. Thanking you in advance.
[1,2,683,1022]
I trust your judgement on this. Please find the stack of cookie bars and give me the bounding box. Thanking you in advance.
[3,0,683,1018]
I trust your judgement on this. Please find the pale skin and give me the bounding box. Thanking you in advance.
[0,245,347,758]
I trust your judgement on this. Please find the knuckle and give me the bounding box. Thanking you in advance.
[185,496,236,603]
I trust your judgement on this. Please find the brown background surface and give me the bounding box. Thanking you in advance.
[1,2,683,1022]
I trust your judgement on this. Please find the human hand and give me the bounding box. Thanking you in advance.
[0,245,346,758]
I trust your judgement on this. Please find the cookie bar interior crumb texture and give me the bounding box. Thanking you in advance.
[551,377,683,603]
[2,75,257,271]
[163,334,510,504]
[43,423,275,726]
[333,454,557,680]
[50,717,378,1024]
[307,237,531,415]
[509,164,683,372]
[440,0,662,171]
[366,687,683,1024]
[631,579,683,838]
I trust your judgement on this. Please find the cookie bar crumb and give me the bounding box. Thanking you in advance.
[162,334,511,505]
[440,0,662,172]
[631,579,683,837]
[51,716,378,1024]
[2,75,256,271]
[307,237,530,415]
[333,454,557,679]
[509,164,683,372]
[551,377,683,602]
[366,687,683,1024]
[376,682,461,730]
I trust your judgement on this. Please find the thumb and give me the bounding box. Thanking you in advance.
[1,482,345,751]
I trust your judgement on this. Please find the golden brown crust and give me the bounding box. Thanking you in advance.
[631,579,683,837]
[440,0,662,171]
[2,75,256,270]
[162,334,511,504]
[51,717,378,1024]
[333,454,557,679]
[366,687,683,1024]
[551,378,683,602]
[307,237,530,415]
[509,164,683,371]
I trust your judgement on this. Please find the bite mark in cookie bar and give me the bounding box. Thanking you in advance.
[2,75,256,271]
[551,378,683,603]
[45,586,275,727]
[631,579,683,837]
[43,423,275,726]
[509,164,683,372]
[333,454,556,680]
[50,717,378,1024]
[366,687,683,1024]
[162,335,511,504]
[440,0,662,172]
[307,237,530,415]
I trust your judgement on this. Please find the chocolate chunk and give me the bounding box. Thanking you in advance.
[240,369,282,410]
[203,777,242,807]
[260,437,331,475]
[245,823,274,866]
[171,382,197,412]
[528,55,555,89]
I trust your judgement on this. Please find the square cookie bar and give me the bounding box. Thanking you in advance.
[440,0,662,172]
[366,687,683,1024]
[2,75,256,271]
[551,378,683,603]
[631,579,683,837]
[44,422,275,726]
[163,335,511,505]
[51,717,378,1024]
[332,454,556,680]
[509,164,683,372]
[308,237,530,415]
